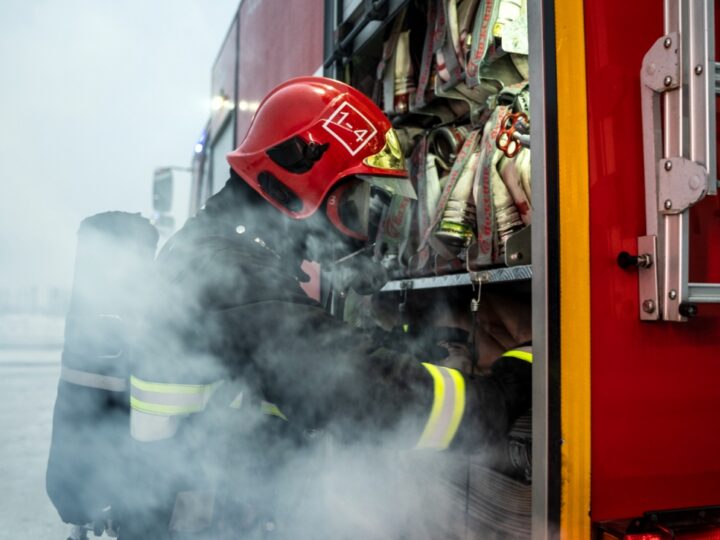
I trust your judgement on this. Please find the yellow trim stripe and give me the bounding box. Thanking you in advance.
[416,363,466,450]
[261,401,288,421]
[417,363,445,446]
[443,368,466,448]
[556,0,592,536]
[502,350,533,363]
[130,375,213,394]
[130,396,202,416]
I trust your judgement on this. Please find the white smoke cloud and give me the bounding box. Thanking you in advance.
[0,1,239,537]
[0,2,534,537]
[0,0,238,289]
[45,194,532,539]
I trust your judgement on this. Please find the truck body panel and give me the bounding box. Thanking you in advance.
[235,0,324,144]
[177,0,720,535]
[586,0,720,521]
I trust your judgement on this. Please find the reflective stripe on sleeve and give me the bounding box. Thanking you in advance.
[228,393,287,420]
[130,376,222,415]
[261,400,288,421]
[229,392,244,409]
[130,376,222,441]
[415,363,466,450]
[130,376,218,395]
[60,365,127,392]
[501,346,533,363]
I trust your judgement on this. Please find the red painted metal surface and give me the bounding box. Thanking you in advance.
[585,0,720,521]
[235,0,324,145]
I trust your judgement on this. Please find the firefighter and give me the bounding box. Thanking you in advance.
[124,77,531,539]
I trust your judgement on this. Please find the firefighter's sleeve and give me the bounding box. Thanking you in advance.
[309,344,533,451]
[129,293,532,450]
[449,346,532,450]
[241,299,532,451]
[128,375,224,441]
[403,347,532,451]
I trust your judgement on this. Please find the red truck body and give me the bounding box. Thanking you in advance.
[176,0,720,537]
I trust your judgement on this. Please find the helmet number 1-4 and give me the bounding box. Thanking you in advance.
[323,102,378,156]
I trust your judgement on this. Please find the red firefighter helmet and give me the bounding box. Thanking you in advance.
[227,77,413,238]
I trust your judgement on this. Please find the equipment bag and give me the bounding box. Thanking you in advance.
[46,212,158,527]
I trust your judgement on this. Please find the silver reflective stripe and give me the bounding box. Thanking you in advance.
[130,410,181,442]
[129,376,222,416]
[416,363,466,450]
[60,365,126,392]
[129,376,222,441]
[131,385,210,409]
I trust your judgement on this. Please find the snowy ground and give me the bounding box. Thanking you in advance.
[0,319,71,538]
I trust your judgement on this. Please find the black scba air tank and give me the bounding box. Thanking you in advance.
[46,212,158,527]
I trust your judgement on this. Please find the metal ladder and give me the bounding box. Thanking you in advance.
[631,0,717,321]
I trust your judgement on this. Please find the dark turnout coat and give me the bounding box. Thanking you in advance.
[125,177,531,539]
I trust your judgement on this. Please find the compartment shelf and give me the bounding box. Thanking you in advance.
[380,265,532,292]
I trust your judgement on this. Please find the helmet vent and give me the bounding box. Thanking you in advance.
[266,136,329,174]
[258,171,303,213]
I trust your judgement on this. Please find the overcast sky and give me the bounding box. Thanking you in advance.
[0,0,239,289]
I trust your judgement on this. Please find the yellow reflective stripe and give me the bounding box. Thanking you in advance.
[416,363,465,450]
[502,350,533,363]
[261,401,288,421]
[129,376,222,421]
[130,375,212,394]
[443,368,465,448]
[229,392,244,409]
[130,396,203,416]
[417,363,445,447]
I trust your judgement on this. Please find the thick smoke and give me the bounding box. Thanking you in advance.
[47,179,531,540]
[0,4,533,537]
[0,3,235,534]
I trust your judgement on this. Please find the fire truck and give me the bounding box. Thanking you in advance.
[151,0,720,537]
